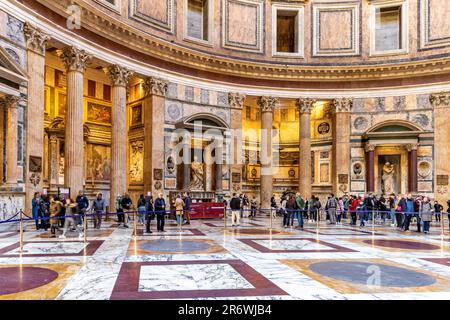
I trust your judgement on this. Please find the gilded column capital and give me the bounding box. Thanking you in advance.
[430,92,450,108]
[23,22,50,56]
[258,96,278,113]
[106,65,133,87]
[0,95,20,109]
[332,98,353,113]
[405,143,418,152]
[59,46,92,73]
[364,143,376,153]
[143,77,168,97]
[228,93,246,109]
[296,98,316,114]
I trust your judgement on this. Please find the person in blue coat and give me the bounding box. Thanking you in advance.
[31,192,41,230]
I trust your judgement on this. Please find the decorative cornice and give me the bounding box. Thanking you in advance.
[59,46,92,73]
[364,143,376,153]
[143,77,168,97]
[405,143,418,152]
[107,65,133,87]
[430,92,450,107]
[296,98,316,114]
[332,98,353,113]
[23,22,50,55]
[228,93,246,109]
[29,0,450,83]
[0,95,20,108]
[258,96,278,113]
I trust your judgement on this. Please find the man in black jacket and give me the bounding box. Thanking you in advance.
[183,192,192,225]
[230,193,241,227]
[121,193,132,228]
[76,190,89,227]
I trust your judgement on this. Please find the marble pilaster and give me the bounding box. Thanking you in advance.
[332,98,352,197]
[258,96,278,210]
[430,93,450,204]
[406,143,418,193]
[107,65,133,211]
[364,143,375,193]
[0,96,19,185]
[48,135,59,189]
[229,93,245,195]
[142,77,168,197]
[297,98,315,199]
[60,46,92,199]
[23,23,49,213]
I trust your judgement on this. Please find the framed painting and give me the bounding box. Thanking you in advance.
[129,101,143,127]
[55,89,67,117]
[85,98,112,125]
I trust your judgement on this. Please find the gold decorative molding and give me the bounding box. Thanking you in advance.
[405,143,418,152]
[228,93,246,109]
[106,65,133,87]
[296,98,316,114]
[258,96,279,113]
[23,22,50,56]
[332,98,353,113]
[142,77,168,97]
[59,46,92,73]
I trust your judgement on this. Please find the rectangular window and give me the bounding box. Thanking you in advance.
[370,1,408,55]
[375,6,402,51]
[88,80,96,97]
[187,0,209,41]
[103,84,111,101]
[272,5,304,57]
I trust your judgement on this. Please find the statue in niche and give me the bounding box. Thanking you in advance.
[381,162,395,195]
[190,156,204,190]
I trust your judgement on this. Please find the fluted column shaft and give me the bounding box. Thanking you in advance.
[406,144,418,193]
[365,144,375,193]
[6,101,19,184]
[297,98,315,199]
[60,46,92,199]
[24,23,49,213]
[259,96,278,210]
[49,135,59,188]
[229,93,246,195]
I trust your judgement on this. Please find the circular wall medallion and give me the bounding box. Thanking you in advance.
[362,239,440,250]
[309,261,435,288]
[317,122,330,134]
[0,267,59,295]
[154,180,162,190]
[353,117,369,131]
[418,161,431,178]
[167,104,181,120]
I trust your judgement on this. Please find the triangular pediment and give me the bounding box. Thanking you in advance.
[0,46,27,84]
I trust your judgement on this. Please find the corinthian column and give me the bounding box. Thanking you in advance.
[23,23,50,212]
[228,93,246,194]
[258,96,278,211]
[296,98,315,199]
[60,46,92,199]
[430,92,450,204]
[107,65,133,211]
[332,98,352,197]
[142,77,168,197]
[0,96,20,184]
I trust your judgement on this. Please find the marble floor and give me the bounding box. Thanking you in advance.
[0,216,450,300]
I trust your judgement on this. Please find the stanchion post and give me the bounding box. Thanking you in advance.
[440,211,445,236]
[19,209,24,252]
[84,210,88,243]
[269,208,273,230]
[224,207,227,228]
[133,210,137,237]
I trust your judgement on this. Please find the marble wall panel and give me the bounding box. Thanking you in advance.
[129,0,175,33]
[420,0,450,49]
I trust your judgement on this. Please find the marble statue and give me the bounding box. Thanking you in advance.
[381,162,395,195]
[190,156,204,190]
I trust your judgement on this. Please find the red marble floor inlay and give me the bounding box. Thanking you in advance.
[0,240,104,257]
[362,239,441,250]
[421,258,450,267]
[110,259,287,300]
[0,232,18,239]
[226,228,283,235]
[238,237,357,253]
[0,267,58,295]
[302,227,385,236]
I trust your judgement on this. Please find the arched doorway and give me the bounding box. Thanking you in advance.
[172,113,229,202]
[363,120,423,195]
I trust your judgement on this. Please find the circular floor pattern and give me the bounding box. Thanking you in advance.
[309,261,436,288]
[0,267,59,295]
[362,239,441,250]
[139,239,212,253]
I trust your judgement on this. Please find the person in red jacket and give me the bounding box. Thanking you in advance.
[349,195,359,225]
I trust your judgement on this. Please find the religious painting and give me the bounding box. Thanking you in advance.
[129,141,144,182]
[29,156,42,173]
[153,168,163,181]
[130,102,143,127]
[232,172,241,183]
[86,100,112,125]
[378,154,400,195]
[86,144,112,182]
[56,91,67,117]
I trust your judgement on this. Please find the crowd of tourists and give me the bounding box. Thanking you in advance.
[30,190,195,237]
